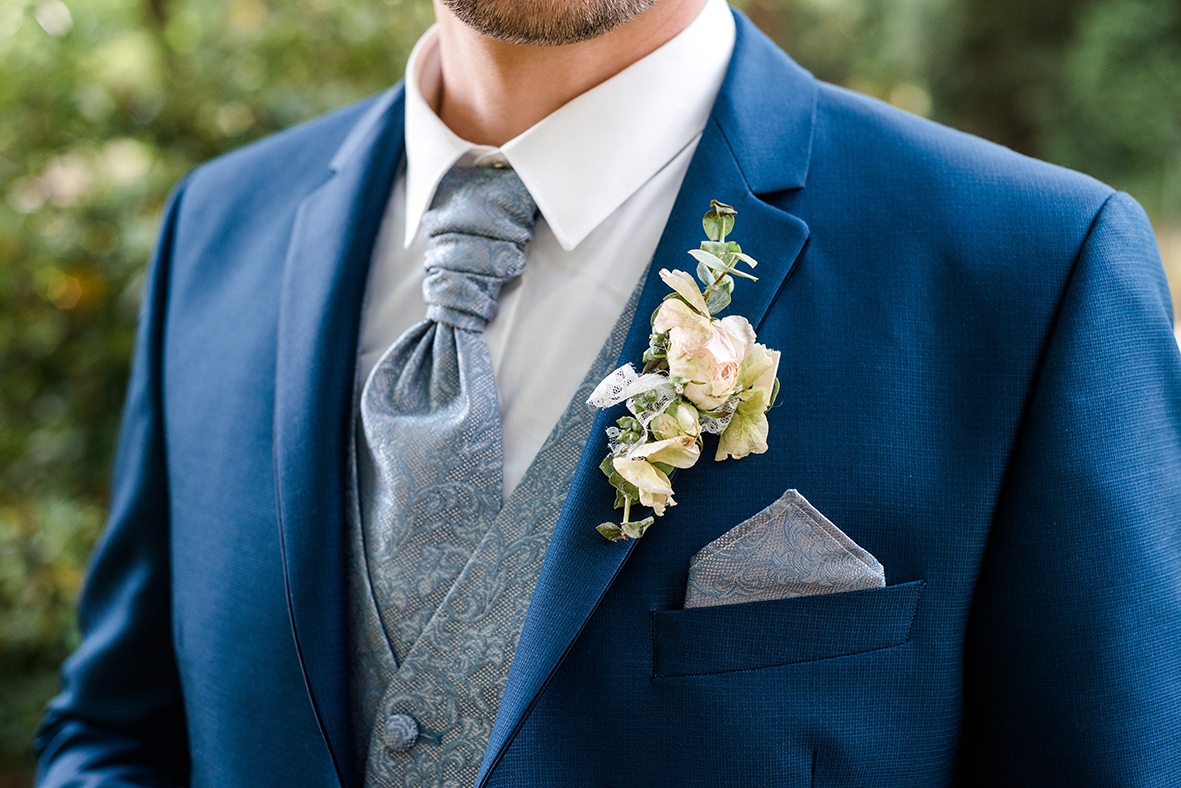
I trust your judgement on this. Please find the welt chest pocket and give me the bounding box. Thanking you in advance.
[650,579,925,678]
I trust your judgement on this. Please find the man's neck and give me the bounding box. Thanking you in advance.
[430,0,707,147]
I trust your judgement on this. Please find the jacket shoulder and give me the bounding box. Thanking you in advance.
[808,81,1115,238]
[182,88,400,211]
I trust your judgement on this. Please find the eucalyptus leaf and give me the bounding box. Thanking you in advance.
[704,203,736,240]
[597,523,624,542]
[608,470,639,502]
[768,377,780,409]
[599,453,615,478]
[705,286,732,314]
[695,260,714,288]
[735,251,759,269]
[621,516,655,540]
[688,248,726,272]
[702,210,724,242]
[700,240,729,257]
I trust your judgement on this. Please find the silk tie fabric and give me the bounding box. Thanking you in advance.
[359,165,539,664]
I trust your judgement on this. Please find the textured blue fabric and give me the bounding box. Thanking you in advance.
[359,165,538,663]
[36,9,1181,788]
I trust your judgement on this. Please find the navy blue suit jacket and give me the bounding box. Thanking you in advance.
[36,12,1181,787]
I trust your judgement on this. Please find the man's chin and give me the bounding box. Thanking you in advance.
[441,0,660,45]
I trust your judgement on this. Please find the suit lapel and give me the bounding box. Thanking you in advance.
[273,87,405,788]
[475,12,817,787]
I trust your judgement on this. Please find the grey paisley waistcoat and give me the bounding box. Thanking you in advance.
[347,284,640,788]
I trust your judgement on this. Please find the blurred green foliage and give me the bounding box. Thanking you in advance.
[0,0,431,779]
[1,0,1177,782]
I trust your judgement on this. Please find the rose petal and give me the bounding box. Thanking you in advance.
[654,299,713,352]
[683,380,729,411]
[738,343,777,392]
[639,488,674,516]
[659,268,709,315]
[649,413,679,441]
[630,435,701,469]
[718,314,757,347]
[613,457,674,495]
[675,402,701,436]
[703,316,755,365]
[751,348,780,395]
[667,348,705,384]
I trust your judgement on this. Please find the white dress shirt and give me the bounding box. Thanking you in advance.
[359,0,736,498]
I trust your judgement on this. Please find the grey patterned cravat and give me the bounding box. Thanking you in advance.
[359,165,539,663]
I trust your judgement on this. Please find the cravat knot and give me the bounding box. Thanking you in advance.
[420,165,539,332]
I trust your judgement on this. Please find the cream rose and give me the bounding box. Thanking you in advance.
[667,315,757,411]
[650,402,701,442]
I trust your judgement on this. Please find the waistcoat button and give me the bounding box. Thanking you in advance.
[383,714,419,752]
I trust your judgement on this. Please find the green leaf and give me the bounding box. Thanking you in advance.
[609,470,640,502]
[703,200,737,241]
[599,453,616,479]
[695,260,714,288]
[705,286,732,314]
[705,275,734,313]
[703,209,724,242]
[621,516,655,540]
[700,240,730,257]
[734,251,759,269]
[597,523,624,541]
[768,377,780,409]
[688,248,727,274]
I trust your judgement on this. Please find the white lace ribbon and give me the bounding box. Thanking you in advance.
[588,364,680,428]
[587,364,667,409]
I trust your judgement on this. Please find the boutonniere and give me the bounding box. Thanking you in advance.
[588,201,781,541]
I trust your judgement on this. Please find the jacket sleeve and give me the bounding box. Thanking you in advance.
[957,192,1181,784]
[35,178,192,788]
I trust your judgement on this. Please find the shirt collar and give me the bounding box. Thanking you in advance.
[402,0,736,251]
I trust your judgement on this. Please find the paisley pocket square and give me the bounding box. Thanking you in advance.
[683,489,885,609]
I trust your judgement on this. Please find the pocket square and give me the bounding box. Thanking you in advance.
[683,489,885,609]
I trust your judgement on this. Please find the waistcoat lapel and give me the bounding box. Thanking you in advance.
[274,86,406,788]
[475,12,817,787]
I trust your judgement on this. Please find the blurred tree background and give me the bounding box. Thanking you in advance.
[0,0,1177,783]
